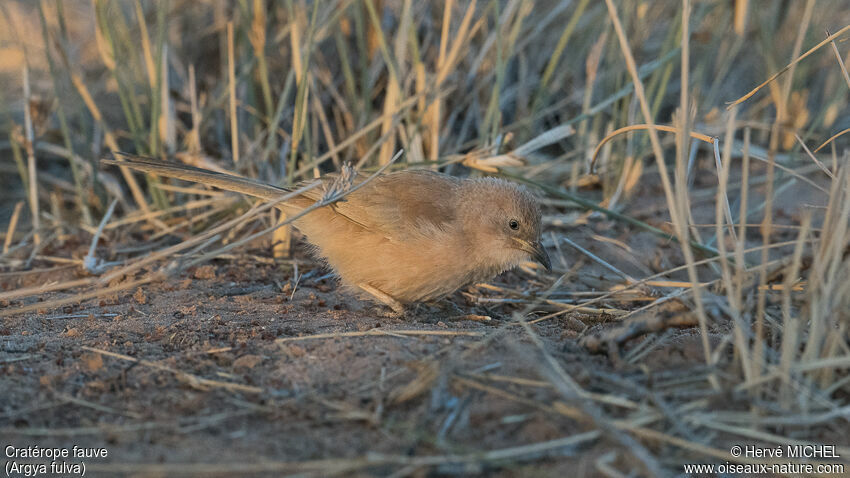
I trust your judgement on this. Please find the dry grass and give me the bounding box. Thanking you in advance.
[2,0,850,475]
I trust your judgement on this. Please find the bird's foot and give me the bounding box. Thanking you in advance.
[431,298,494,322]
[358,284,405,317]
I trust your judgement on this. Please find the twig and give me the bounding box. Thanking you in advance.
[590,124,716,172]
[276,329,484,344]
[81,346,263,394]
[828,28,850,91]
[580,308,699,353]
[727,24,850,107]
[55,393,142,419]
[0,276,152,318]
[813,127,850,153]
[227,21,239,164]
[22,66,40,245]
[561,236,635,284]
[3,201,24,254]
[83,198,118,274]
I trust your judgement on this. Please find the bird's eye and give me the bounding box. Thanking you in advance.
[509,219,519,230]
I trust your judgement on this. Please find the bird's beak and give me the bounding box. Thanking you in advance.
[513,238,551,271]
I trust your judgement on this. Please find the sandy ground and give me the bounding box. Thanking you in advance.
[0,236,732,477]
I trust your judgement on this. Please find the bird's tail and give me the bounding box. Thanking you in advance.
[102,152,292,202]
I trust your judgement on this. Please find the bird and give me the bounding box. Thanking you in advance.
[102,153,551,313]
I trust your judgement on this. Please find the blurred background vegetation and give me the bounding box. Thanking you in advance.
[0,1,846,216]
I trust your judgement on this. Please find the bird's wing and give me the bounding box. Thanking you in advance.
[300,170,460,240]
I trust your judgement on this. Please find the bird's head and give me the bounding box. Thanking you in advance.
[459,178,551,273]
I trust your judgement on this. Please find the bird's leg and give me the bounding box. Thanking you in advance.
[358,284,405,314]
[430,299,474,321]
[438,298,467,316]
